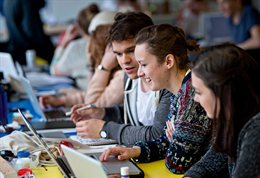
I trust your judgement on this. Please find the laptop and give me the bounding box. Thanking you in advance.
[18,109,144,178]
[0,52,19,82]
[200,12,232,46]
[61,145,144,178]
[17,76,74,130]
[61,145,107,178]
[18,109,73,178]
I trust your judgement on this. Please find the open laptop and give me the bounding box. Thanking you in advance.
[61,145,107,178]
[18,109,73,178]
[0,52,18,82]
[200,12,232,46]
[17,76,74,130]
[61,145,144,178]
[18,109,144,178]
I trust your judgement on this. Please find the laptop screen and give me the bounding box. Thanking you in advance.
[18,109,71,178]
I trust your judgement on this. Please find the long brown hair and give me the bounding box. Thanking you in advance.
[135,24,199,70]
[88,24,111,73]
[192,43,260,160]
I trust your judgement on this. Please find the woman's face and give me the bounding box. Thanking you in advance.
[135,43,169,91]
[217,0,237,17]
[192,72,219,118]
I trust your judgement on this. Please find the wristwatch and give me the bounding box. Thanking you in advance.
[97,64,109,72]
[100,130,107,138]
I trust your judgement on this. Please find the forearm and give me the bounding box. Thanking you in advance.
[103,105,124,123]
[85,70,124,107]
[238,37,260,50]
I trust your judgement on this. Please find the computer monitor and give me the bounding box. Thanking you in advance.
[201,12,232,44]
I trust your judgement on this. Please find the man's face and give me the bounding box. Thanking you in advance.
[112,39,139,79]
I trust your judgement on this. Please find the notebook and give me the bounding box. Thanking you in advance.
[17,76,74,130]
[61,145,144,178]
[18,109,73,178]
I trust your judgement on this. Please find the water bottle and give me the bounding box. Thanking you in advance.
[13,151,31,171]
[120,166,130,178]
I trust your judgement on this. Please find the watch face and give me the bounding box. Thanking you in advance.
[100,131,107,138]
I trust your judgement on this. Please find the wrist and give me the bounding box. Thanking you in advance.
[97,64,111,72]
[132,146,141,158]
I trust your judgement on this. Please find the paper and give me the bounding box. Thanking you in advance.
[26,72,73,87]
[70,135,117,146]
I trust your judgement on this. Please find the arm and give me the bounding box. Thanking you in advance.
[184,147,229,178]
[85,70,124,107]
[134,80,212,174]
[102,89,172,145]
[238,25,260,49]
[84,45,122,107]
[135,102,212,174]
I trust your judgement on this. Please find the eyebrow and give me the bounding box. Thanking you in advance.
[113,45,135,54]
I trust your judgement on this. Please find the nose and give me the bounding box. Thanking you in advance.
[193,94,199,103]
[121,53,132,64]
[137,65,144,77]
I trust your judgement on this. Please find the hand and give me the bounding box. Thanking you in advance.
[70,104,105,123]
[166,120,174,142]
[60,24,79,48]
[39,95,65,109]
[99,146,141,162]
[75,119,105,138]
[101,44,118,71]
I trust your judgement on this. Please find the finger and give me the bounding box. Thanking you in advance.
[166,120,174,133]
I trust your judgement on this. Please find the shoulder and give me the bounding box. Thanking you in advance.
[239,112,260,141]
[243,6,260,24]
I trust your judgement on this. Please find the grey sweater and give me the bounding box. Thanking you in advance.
[102,77,172,145]
[184,111,260,178]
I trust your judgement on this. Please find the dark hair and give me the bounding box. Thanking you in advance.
[77,3,100,35]
[88,24,111,73]
[135,24,199,70]
[108,12,153,42]
[192,43,260,160]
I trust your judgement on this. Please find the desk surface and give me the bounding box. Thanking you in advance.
[32,159,183,178]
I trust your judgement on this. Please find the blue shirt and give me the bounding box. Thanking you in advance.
[228,6,260,44]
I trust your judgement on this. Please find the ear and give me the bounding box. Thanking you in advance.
[165,54,175,69]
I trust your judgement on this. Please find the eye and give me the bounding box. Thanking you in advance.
[114,52,122,57]
[195,91,201,95]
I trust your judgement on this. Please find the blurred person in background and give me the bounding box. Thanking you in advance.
[217,0,260,63]
[176,0,212,40]
[50,3,100,90]
[40,12,124,108]
[3,0,54,65]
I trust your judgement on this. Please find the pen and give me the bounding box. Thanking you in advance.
[65,104,96,116]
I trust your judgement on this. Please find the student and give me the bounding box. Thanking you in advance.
[217,0,260,50]
[50,4,100,90]
[3,0,54,65]
[40,12,124,108]
[176,0,211,40]
[98,24,212,174]
[183,43,260,177]
[70,12,172,145]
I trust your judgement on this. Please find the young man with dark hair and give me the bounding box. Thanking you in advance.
[70,12,172,145]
